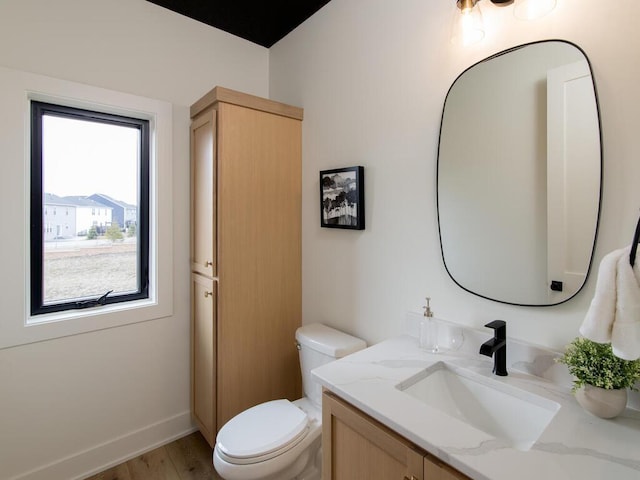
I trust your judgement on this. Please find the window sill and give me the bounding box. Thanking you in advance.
[13,298,174,348]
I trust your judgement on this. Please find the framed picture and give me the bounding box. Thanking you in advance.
[320,166,365,230]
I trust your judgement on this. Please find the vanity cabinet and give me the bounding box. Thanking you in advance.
[190,86,303,447]
[322,391,471,480]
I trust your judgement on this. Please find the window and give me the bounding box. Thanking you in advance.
[0,67,173,349]
[30,101,150,315]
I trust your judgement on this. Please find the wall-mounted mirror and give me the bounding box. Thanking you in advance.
[437,40,601,306]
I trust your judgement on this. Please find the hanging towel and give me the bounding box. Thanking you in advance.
[579,247,626,343]
[579,246,640,360]
[611,248,640,360]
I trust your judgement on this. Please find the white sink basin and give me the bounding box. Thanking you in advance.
[396,362,560,451]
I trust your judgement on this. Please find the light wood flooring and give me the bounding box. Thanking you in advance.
[84,432,222,480]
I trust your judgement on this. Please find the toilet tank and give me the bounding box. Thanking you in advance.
[295,323,366,407]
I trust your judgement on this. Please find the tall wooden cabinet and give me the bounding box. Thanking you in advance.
[190,87,303,447]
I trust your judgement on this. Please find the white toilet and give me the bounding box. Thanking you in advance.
[213,323,366,480]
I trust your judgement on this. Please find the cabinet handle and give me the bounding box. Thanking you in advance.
[204,260,213,267]
[204,291,213,298]
[404,477,418,480]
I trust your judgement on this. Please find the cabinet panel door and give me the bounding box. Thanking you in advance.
[190,109,216,277]
[322,392,424,480]
[192,273,216,447]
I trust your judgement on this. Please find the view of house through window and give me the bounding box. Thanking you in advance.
[31,102,150,315]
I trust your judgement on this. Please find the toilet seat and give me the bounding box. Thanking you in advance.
[216,399,310,465]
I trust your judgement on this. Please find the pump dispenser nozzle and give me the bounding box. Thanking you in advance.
[423,297,434,318]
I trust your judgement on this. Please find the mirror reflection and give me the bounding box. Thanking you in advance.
[437,40,601,306]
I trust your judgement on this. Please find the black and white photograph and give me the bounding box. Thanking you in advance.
[320,166,364,230]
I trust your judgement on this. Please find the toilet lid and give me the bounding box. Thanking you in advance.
[216,399,309,460]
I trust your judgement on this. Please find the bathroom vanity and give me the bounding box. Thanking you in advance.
[315,325,640,480]
[323,390,469,479]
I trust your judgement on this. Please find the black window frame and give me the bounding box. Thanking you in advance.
[30,101,150,316]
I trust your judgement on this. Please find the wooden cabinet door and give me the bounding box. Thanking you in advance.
[190,109,216,277]
[191,273,216,447]
[322,392,424,480]
[424,455,470,480]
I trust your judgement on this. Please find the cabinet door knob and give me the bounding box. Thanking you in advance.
[404,477,418,480]
[204,291,213,298]
[204,260,213,267]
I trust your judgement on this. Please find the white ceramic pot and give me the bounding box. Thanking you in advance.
[574,384,627,419]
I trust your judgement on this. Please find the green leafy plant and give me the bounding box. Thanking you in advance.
[557,337,640,392]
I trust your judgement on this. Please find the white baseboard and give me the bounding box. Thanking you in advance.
[9,411,197,480]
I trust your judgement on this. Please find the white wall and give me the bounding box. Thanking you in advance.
[269,0,640,349]
[0,1,268,479]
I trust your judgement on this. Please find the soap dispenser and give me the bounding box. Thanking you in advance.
[419,297,439,353]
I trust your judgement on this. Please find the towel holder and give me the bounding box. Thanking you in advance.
[631,214,640,267]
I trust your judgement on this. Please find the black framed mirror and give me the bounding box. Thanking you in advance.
[437,40,602,306]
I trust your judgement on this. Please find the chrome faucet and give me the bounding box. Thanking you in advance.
[479,320,508,376]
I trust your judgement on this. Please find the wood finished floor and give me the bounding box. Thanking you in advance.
[84,432,222,480]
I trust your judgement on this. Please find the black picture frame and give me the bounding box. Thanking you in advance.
[319,166,365,230]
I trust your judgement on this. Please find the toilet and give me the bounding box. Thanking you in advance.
[213,323,366,480]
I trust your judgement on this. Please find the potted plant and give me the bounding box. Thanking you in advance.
[557,337,640,418]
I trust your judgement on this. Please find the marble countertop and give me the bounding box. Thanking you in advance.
[312,331,640,480]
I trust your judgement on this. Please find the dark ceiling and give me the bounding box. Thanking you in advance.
[147,0,332,48]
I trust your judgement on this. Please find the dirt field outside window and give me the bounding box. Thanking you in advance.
[43,237,138,303]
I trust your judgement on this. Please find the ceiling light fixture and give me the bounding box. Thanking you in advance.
[451,0,558,46]
[451,0,485,47]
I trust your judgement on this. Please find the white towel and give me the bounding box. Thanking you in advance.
[579,247,625,343]
[579,246,640,360]
[612,249,640,360]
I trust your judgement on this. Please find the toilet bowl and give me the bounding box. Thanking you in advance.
[213,397,321,480]
[213,323,366,480]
